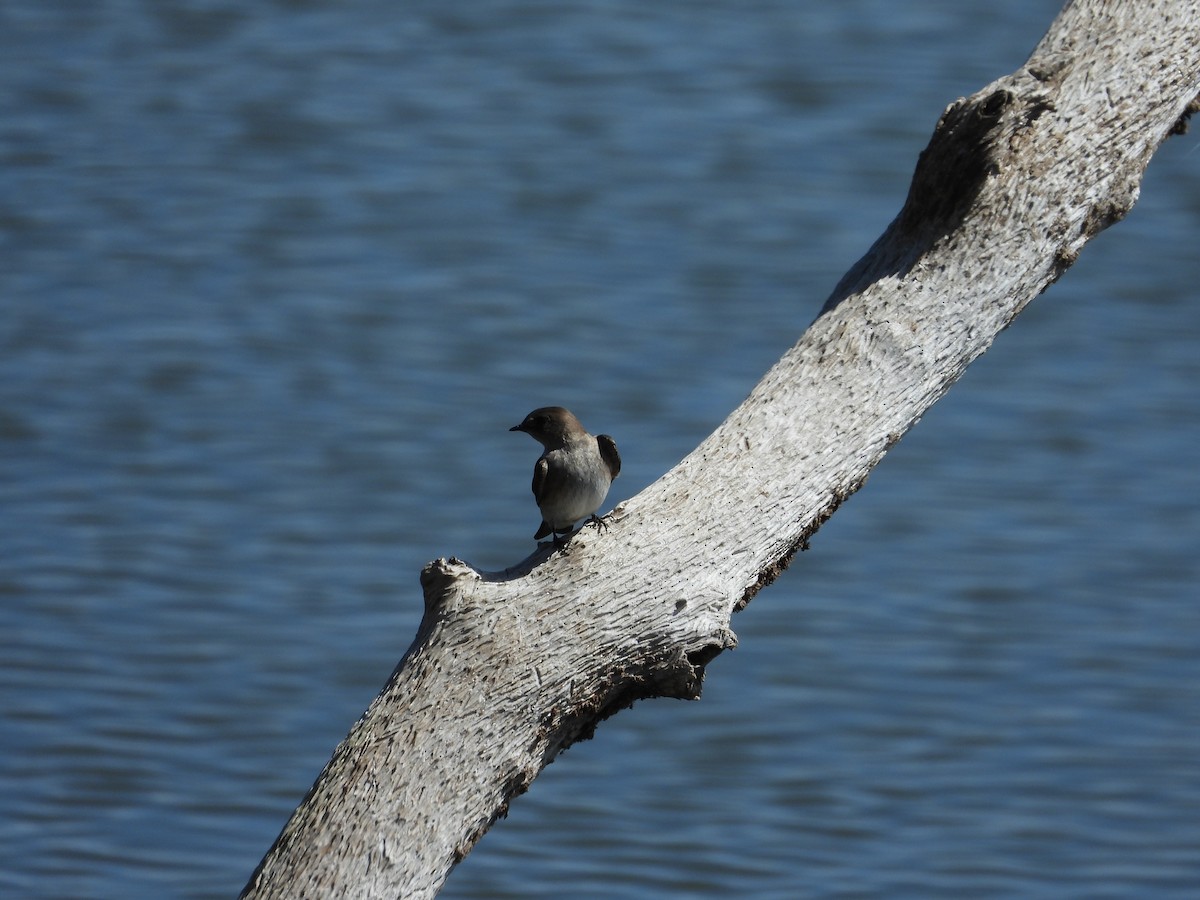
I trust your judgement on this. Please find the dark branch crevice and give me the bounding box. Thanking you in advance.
[821,87,1024,313]
[1169,92,1200,135]
[894,89,1010,242]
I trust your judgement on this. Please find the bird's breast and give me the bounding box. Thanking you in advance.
[536,442,612,529]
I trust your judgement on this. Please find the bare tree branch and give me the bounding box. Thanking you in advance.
[242,2,1200,897]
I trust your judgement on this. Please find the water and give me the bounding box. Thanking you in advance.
[2,1,1198,897]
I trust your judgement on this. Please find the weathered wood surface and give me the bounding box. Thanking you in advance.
[242,2,1200,897]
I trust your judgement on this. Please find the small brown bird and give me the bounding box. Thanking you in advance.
[510,406,621,546]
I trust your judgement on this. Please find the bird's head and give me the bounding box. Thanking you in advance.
[510,406,583,448]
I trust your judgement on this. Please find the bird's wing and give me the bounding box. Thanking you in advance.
[531,456,549,504]
[597,434,621,480]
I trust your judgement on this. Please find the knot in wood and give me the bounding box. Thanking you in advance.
[894,88,1014,243]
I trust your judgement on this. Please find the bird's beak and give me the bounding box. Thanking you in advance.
[509,424,523,432]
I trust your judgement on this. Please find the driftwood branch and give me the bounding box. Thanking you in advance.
[242,2,1200,897]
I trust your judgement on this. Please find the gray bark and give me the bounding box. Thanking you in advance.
[242,2,1200,897]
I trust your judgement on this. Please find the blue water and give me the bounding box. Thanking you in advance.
[3,1,1198,897]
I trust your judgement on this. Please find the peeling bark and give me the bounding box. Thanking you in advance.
[242,3,1200,898]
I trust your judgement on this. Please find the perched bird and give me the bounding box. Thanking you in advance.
[510,406,621,546]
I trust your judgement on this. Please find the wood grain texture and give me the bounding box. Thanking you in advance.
[242,3,1200,897]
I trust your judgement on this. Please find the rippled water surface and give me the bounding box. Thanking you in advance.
[2,1,1198,898]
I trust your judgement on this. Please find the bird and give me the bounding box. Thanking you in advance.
[510,406,621,547]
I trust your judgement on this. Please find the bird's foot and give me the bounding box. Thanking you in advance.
[585,513,611,534]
